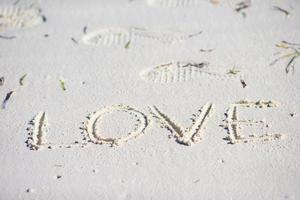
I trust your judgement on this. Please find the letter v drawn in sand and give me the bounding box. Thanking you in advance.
[149,103,214,146]
[140,61,239,83]
[0,5,46,32]
[82,27,200,46]
[83,104,149,147]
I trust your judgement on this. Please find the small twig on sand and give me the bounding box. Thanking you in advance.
[285,55,297,74]
[71,37,78,44]
[181,62,209,69]
[235,0,251,17]
[0,35,16,40]
[227,67,240,75]
[83,26,87,34]
[124,40,131,49]
[42,15,47,22]
[2,91,14,109]
[59,79,66,91]
[281,41,300,46]
[199,48,214,53]
[0,77,4,86]
[19,74,27,86]
[187,31,202,38]
[235,0,251,12]
[240,79,247,88]
[273,6,290,16]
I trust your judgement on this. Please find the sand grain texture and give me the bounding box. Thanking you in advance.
[0,0,300,199]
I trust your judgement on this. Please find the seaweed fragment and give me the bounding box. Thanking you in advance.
[199,48,214,52]
[285,55,297,74]
[187,31,202,38]
[71,37,78,44]
[124,40,131,49]
[59,79,66,91]
[41,15,47,22]
[83,26,87,34]
[273,6,290,16]
[235,0,251,17]
[227,67,240,75]
[0,35,16,40]
[0,77,4,86]
[271,40,300,74]
[281,41,300,46]
[2,91,14,109]
[235,1,251,12]
[240,79,247,88]
[181,62,209,69]
[19,74,27,86]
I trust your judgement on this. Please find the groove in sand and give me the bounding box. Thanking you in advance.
[83,104,149,147]
[224,100,283,144]
[26,112,48,150]
[149,103,214,146]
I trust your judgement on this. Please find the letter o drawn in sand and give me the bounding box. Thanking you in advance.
[84,105,149,147]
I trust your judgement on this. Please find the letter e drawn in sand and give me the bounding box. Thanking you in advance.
[149,103,214,146]
[222,100,283,144]
[83,104,149,147]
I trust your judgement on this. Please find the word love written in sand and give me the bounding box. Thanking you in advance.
[25,100,284,150]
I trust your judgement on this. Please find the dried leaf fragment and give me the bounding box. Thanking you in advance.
[2,91,14,109]
[125,40,131,49]
[59,79,66,91]
[19,74,27,86]
[0,77,4,86]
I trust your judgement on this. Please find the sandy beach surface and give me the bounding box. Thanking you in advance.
[0,0,300,199]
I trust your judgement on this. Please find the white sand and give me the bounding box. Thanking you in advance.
[0,0,300,199]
